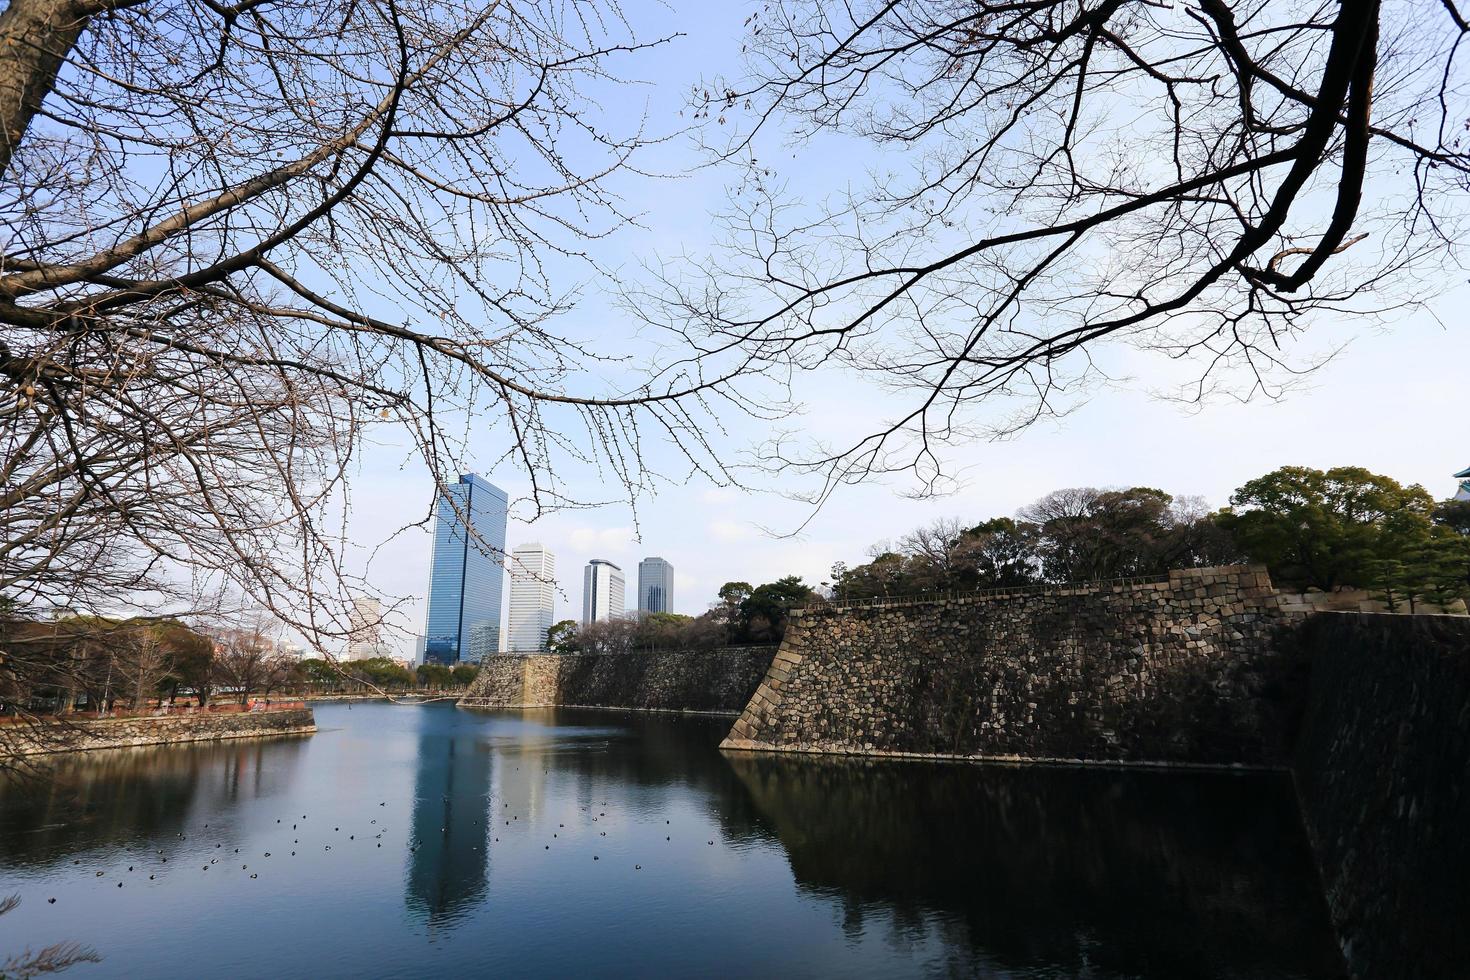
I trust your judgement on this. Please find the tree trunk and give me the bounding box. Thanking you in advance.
[0,0,94,179]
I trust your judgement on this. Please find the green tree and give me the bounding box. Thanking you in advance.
[1433,500,1470,594]
[963,518,1044,589]
[349,657,415,691]
[450,664,479,688]
[830,552,912,600]
[1221,466,1438,592]
[736,576,816,643]
[546,620,580,654]
[416,663,453,691]
[1021,487,1186,581]
[716,582,752,623]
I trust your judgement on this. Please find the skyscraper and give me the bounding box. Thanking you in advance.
[581,559,625,625]
[347,596,392,661]
[638,557,674,615]
[506,543,556,651]
[424,473,508,665]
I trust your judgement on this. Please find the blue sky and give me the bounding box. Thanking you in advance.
[332,1,1470,655]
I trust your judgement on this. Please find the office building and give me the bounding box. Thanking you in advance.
[423,473,508,664]
[507,543,556,651]
[581,559,625,625]
[347,596,393,661]
[637,557,674,615]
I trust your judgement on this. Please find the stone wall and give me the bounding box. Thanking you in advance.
[2,706,317,756]
[458,647,777,714]
[723,566,1305,766]
[1290,613,1470,980]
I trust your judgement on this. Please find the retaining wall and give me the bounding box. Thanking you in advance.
[723,566,1304,766]
[458,647,777,714]
[2,706,317,756]
[1291,613,1470,980]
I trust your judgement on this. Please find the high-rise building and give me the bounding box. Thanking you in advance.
[347,596,391,661]
[637,557,674,615]
[424,473,508,665]
[581,559,625,625]
[507,543,556,651]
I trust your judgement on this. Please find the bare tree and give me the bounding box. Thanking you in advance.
[646,0,1469,508]
[214,613,276,704]
[0,0,781,650]
[116,625,167,710]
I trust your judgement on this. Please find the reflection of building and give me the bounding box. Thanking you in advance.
[1456,465,1470,502]
[582,559,625,625]
[638,557,674,615]
[424,474,508,664]
[405,726,492,929]
[507,543,556,651]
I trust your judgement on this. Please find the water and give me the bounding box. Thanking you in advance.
[0,701,1344,979]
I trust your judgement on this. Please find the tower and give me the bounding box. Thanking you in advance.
[347,596,387,661]
[423,474,508,665]
[507,544,556,651]
[1456,465,1470,502]
[637,557,674,615]
[582,559,625,625]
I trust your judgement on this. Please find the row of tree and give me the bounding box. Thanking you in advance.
[0,613,480,719]
[540,577,820,654]
[827,467,1470,612]
[538,465,1469,656]
[293,658,478,695]
[0,614,290,716]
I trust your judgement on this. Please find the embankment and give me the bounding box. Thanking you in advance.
[719,565,1470,980]
[723,566,1302,766]
[458,647,776,714]
[2,705,316,756]
[1290,613,1470,980]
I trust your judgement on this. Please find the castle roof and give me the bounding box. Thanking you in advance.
[1457,466,1470,479]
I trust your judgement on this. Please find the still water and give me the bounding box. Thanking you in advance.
[0,701,1344,979]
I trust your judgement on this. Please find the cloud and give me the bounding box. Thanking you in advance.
[707,520,754,543]
[700,487,738,504]
[569,526,637,552]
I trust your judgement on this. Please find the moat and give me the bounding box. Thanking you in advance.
[0,701,1343,978]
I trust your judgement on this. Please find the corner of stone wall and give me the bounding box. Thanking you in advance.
[721,616,804,750]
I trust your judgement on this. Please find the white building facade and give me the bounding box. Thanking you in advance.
[347,597,393,661]
[507,543,557,652]
[582,559,625,625]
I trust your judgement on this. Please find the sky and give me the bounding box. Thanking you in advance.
[330,2,1470,657]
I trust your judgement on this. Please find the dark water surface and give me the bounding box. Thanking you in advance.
[0,701,1344,979]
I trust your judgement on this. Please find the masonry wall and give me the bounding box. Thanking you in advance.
[1290,613,1470,980]
[2,707,317,756]
[458,647,777,714]
[723,566,1304,766]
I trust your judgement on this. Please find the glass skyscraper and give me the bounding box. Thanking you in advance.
[638,557,674,615]
[424,473,508,664]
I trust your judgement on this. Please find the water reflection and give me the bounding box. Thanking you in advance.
[0,704,1344,979]
[404,728,491,929]
[725,752,1345,979]
[0,737,307,869]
